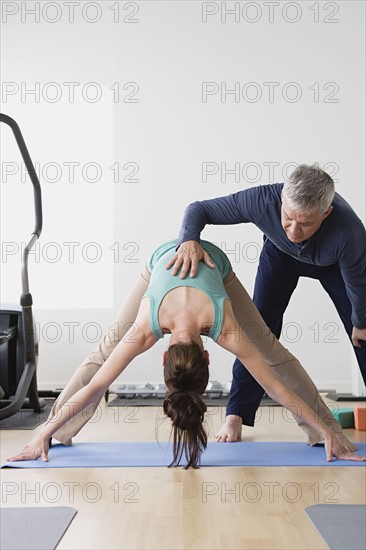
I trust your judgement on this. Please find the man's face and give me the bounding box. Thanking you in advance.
[281,193,333,243]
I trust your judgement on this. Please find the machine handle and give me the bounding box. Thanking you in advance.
[0,113,42,238]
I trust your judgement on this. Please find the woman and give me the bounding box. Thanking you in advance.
[7,240,365,467]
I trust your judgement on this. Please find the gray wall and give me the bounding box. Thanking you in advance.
[1,1,365,392]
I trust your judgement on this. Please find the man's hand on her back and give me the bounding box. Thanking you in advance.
[165,240,216,278]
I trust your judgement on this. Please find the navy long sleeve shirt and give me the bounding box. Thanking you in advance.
[178,183,366,329]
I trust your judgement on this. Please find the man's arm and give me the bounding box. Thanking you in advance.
[168,190,259,277]
[338,228,366,347]
[177,193,254,247]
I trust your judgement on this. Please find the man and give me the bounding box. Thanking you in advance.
[167,164,366,441]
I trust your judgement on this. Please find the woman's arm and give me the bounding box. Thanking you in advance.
[216,304,363,462]
[7,312,157,462]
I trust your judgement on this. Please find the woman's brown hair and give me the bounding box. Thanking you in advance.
[163,342,209,468]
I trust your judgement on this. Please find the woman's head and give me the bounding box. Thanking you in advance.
[163,342,209,468]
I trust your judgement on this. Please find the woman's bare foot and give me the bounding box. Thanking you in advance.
[332,432,357,453]
[311,432,357,453]
[213,415,242,442]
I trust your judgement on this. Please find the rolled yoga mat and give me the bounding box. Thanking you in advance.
[2,441,366,468]
[305,504,366,550]
[0,506,77,550]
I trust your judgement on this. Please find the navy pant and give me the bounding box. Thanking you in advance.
[227,238,366,426]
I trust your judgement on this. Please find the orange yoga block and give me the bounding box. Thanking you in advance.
[354,407,366,431]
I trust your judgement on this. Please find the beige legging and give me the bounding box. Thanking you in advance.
[47,268,342,445]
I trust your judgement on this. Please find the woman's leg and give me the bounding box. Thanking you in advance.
[223,272,346,445]
[47,266,151,445]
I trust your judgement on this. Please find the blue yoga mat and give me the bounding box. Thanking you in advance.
[2,441,366,468]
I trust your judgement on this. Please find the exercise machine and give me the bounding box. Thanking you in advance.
[0,113,45,420]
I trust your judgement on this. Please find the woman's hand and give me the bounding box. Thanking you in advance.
[7,435,50,462]
[165,240,216,278]
[323,432,366,462]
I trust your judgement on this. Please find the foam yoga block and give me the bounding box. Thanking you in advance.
[354,407,366,431]
[331,408,355,428]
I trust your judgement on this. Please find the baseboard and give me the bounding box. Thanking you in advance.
[38,382,355,394]
[325,392,366,402]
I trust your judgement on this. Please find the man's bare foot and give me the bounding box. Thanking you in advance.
[213,415,242,442]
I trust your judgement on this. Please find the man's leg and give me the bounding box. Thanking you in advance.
[319,265,366,384]
[225,239,299,427]
[47,266,151,445]
[222,271,345,445]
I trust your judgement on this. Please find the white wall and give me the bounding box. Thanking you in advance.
[1,1,364,392]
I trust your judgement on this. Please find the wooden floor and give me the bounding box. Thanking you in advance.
[1,397,365,550]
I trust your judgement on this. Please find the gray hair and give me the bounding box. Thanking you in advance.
[283,164,335,214]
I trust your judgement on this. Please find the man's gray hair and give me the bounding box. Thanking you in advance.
[283,164,335,214]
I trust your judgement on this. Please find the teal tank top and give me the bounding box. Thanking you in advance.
[143,240,232,341]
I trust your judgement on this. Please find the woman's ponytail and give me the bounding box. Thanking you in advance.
[163,342,209,468]
[163,390,207,468]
